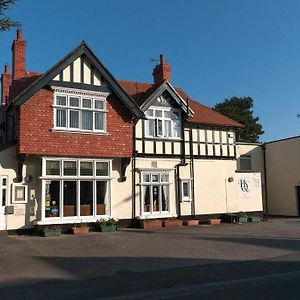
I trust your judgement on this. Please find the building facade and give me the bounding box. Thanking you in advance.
[0,31,263,230]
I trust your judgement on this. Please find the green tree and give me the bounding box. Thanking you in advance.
[0,0,20,31]
[213,96,264,142]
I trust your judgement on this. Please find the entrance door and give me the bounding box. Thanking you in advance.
[297,186,300,216]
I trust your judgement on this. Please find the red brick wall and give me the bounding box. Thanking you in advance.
[18,88,133,157]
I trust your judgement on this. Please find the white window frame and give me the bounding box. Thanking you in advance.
[145,106,182,139]
[180,179,192,202]
[140,171,170,216]
[40,157,112,223]
[52,87,109,134]
[12,183,28,204]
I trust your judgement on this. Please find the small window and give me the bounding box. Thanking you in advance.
[70,97,80,107]
[181,179,192,201]
[56,95,67,106]
[63,161,77,176]
[240,155,252,171]
[82,98,92,108]
[94,100,104,110]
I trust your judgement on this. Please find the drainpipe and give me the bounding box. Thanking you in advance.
[262,143,269,218]
[131,117,138,220]
[175,160,188,219]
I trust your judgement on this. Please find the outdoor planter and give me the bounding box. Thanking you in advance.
[72,226,90,235]
[99,225,117,232]
[238,216,248,223]
[140,220,162,229]
[162,219,182,228]
[208,218,221,225]
[42,226,62,237]
[248,216,261,222]
[183,220,199,227]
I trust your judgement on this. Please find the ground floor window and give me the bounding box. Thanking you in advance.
[0,176,7,206]
[43,158,111,220]
[140,172,170,215]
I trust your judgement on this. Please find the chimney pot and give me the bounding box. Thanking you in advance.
[4,64,10,74]
[16,29,23,40]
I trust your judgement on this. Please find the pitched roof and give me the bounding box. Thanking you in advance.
[118,80,243,128]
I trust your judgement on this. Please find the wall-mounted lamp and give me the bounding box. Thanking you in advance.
[228,177,234,183]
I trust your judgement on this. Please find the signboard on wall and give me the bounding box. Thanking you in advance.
[237,173,261,199]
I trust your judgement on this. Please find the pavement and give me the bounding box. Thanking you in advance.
[0,218,300,299]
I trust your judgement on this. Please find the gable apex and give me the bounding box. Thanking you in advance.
[11,41,144,118]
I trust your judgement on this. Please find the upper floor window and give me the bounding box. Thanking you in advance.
[239,155,252,171]
[53,90,107,133]
[145,107,181,139]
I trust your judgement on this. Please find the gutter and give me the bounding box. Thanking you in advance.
[262,143,269,217]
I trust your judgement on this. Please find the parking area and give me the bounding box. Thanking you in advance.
[1,218,300,299]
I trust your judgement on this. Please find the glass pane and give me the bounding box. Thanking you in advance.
[96,162,109,176]
[2,178,6,186]
[70,97,79,107]
[94,100,104,110]
[155,110,162,117]
[173,119,181,138]
[96,181,107,215]
[80,181,93,216]
[95,112,104,130]
[46,160,60,176]
[156,119,163,136]
[63,161,77,176]
[63,181,77,217]
[164,111,171,118]
[146,119,154,136]
[143,174,150,182]
[45,180,60,218]
[240,157,252,171]
[152,186,160,212]
[161,174,169,183]
[183,182,189,197]
[2,189,6,206]
[80,161,93,176]
[162,185,168,211]
[152,174,159,183]
[164,120,172,137]
[56,96,67,106]
[143,186,151,212]
[82,98,92,108]
[56,109,66,127]
[145,109,153,117]
[82,111,93,130]
[69,110,79,128]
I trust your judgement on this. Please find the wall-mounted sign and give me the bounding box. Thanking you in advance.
[12,183,28,204]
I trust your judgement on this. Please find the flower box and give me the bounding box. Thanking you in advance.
[208,218,221,225]
[183,220,199,227]
[162,219,182,228]
[42,226,62,237]
[99,225,117,232]
[140,220,162,229]
[238,216,248,223]
[72,227,90,235]
[248,216,261,222]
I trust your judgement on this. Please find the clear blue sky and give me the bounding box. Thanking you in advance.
[1,0,300,142]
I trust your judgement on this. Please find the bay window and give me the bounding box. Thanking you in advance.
[140,171,170,215]
[53,89,107,133]
[42,158,111,220]
[145,107,182,139]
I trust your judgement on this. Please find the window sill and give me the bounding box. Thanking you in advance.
[51,129,108,136]
[144,136,182,141]
[36,215,111,225]
[139,213,175,219]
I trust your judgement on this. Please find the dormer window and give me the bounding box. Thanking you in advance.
[53,87,108,133]
[145,107,181,139]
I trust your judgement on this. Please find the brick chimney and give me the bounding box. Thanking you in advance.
[152,54,171,85]
[12,29,26,80]
[1,64,12,107]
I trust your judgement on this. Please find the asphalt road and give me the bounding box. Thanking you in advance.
[1,218,300,299]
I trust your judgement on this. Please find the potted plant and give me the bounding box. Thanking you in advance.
[139,218,163,229]
[72,222,90,235]
[162,218,182,228]
[183,219,199,227]
[96,218,117,232]
[237,211,248,223]
[208,216,221,225]
[42,225,62,237]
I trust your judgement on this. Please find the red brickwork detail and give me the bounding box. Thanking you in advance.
[18,89,133,157]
